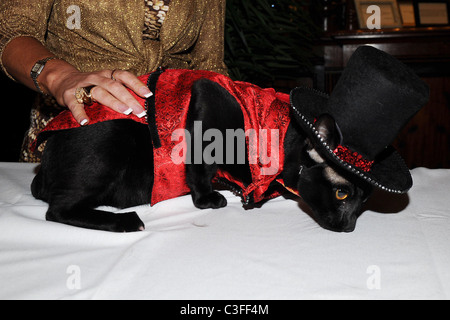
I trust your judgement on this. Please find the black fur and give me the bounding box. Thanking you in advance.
[32,79,372,233]
[32,121,152,232]
[185,79,251,209]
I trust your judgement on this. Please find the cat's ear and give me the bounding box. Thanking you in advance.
[314,114,342,150]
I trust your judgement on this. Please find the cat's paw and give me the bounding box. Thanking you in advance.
[114,212,145,233]
[193,191,228,209]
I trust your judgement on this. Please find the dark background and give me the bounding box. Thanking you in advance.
[0,73,35,162]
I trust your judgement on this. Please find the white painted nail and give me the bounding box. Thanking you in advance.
[123,108,133,115]
[144,91,153,98]
[137,111,147,118]
[80,119,88,126]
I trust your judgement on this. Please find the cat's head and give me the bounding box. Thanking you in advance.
[293,114,373,232]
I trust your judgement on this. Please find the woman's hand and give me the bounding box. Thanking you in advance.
[2,37,152,125]
[41,60,153,125]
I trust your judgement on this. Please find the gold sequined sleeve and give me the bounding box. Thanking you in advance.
[190,0,228,76]
[0,0,55,80]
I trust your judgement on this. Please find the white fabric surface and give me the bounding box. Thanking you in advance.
[0,162,449,300]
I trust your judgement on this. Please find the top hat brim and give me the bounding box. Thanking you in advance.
[290,87,412,194]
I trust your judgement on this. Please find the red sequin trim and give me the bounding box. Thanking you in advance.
[333,145,374,172]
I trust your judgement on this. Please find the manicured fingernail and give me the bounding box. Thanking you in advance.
[123,108,133,115]
[140,87,153,98]
[80,119,88,126]
[137,111,147,118]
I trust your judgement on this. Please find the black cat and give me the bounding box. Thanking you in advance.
[32,78,372,233]
[32,46,429,234]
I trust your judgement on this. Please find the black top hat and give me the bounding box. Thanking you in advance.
[290,46,429,193]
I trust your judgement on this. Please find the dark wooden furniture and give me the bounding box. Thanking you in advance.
[314,27,450,169]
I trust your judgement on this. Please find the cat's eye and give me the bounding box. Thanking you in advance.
[335,189,349,201]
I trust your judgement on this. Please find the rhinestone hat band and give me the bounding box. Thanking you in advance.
[291,100,404,194]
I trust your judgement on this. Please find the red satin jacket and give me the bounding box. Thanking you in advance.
[34,69,292,205]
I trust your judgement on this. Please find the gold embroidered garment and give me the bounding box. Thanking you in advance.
[0,0,227,76]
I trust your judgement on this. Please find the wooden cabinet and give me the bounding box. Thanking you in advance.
[314,27,450,169]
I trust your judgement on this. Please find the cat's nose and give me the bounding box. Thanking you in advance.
[341,216,357,233]
[342,224,356,233]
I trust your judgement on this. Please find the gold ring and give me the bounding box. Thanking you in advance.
[111,69,118,81]
[75,86,95,105]
[89,86,97,103]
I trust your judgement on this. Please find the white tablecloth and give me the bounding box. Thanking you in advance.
[0,163,449,300]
